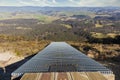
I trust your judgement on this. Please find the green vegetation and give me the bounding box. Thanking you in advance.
[0,12,57,23]
[35,15,46,22]
[0,12,37,20]
[58,11,95,17]
[35,14,58,23]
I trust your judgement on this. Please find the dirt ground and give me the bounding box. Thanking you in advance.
[0,51,24,65]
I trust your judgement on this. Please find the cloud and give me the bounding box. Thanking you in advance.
[76,0,120,7]
[0,0,120,7]
[0,0,21,6]
[17,0,58,6]
[19,0,32,5]
[17,0,51,6]
[52,0,56,3]
[69,0,74,2]
[33,0,40,1]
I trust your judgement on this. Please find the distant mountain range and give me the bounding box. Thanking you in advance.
[0,6,120,12]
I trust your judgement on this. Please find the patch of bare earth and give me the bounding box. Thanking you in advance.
[0,51,24,80]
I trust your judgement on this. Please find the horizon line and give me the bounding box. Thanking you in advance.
[0,6,120,8]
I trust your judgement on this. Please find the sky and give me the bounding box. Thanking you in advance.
[0,0,120,7]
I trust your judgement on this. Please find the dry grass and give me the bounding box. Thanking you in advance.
[95,24,103,28]
[61,24,72,29]
[0,40,51,57]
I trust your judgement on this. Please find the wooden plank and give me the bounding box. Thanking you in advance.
[86,72,107,80]
[20,73,38,80]
[66,72,72,80]
[57,72,69,80]
[71,72,89,80]
[54,72,58,80]
[20,72,109,80]
[40,73,52,80]
[36,73,42,80]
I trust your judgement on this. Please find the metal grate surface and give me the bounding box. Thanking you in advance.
[12,42,113,76]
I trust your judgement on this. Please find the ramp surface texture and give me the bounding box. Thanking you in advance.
[12,42,113,77]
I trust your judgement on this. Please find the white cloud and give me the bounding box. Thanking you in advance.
[79,0,120,7]
[19,0,32,5]
[19,0,57,6]
[34,0,40,1]
[18,0,51,6]
[0,0,120,7]
[52,0,56,3]
[69,0,74,2]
